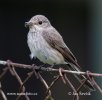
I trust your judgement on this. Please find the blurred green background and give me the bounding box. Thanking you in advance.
[0,0,102,100]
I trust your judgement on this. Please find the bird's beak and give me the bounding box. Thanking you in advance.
[25,21,33,28]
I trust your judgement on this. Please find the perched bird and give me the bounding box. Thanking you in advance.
[25,15,95,91]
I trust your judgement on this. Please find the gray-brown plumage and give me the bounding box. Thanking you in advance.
[41,28,80,67]
[25,15,95,91]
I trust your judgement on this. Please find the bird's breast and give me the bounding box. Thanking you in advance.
[27,30,50,60]
[27,30,65,65]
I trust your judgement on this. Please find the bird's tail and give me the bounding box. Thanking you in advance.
[67,63,95,92]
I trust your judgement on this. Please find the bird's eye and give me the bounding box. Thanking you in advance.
[38,21,42,25]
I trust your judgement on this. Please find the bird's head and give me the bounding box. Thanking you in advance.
[25,15,51,29]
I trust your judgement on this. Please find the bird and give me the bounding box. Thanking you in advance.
[25,14,95,91]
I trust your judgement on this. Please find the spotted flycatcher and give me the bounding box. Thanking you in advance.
[25,15,95,91]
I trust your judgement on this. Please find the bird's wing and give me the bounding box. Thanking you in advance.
[42,27,80,67]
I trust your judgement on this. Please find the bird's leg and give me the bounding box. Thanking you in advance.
[50,63,56,68]
[38,64,46,71]
[39,64,46,67]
